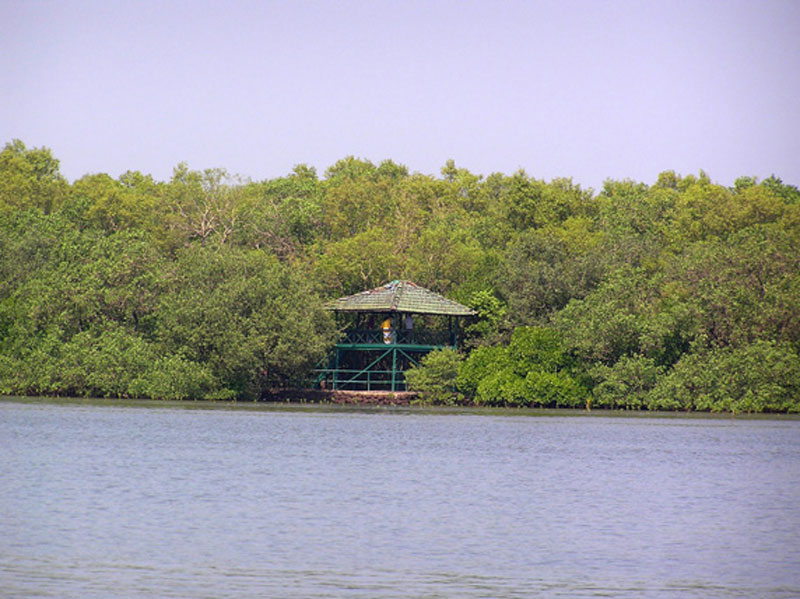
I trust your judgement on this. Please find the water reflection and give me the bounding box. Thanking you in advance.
[1,401,799,598]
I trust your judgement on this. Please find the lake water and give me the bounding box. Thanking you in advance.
[1,400,799,598]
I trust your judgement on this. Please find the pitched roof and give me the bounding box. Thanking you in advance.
[326,280,476,316]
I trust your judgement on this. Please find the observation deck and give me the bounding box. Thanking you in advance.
[316,280,474,391]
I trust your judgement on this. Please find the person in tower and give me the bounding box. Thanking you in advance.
[382,316,393,344]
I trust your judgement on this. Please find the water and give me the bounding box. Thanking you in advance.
[1,400,799,598]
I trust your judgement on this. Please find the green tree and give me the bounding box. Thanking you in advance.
[313,226,403,296]
[320,172,398,239]
[675,224,800,349]
[238,164,322,257]
[405,348,463,404]
[596,177,674,270]
[666,173,787,246]
[69,171,165,233]
[404,216,483,294]
[591,355,664,409]
[324,156,380,181]
[155,245,336,398]
[457,327,587,407]
[461,289,507,347]
[0,139,68,214]
[646,341,800,413]
[555,268,653,365]
[165,164,245,246]
[502,219,604,325]
[0,216,169,397]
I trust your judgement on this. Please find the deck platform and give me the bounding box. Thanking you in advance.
[262,388,419,405]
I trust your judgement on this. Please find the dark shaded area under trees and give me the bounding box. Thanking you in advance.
[1,140,798,411]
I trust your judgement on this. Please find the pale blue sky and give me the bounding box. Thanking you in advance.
[2,0,798,190]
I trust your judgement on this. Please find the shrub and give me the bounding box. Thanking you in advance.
[405,348,463,405]
[129,353,221,400]
[646,341,800,412]
[592,355,664,409]
[457,345,510,398]
[458,326,589,407]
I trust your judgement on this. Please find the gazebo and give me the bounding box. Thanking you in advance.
[317,280,475,391]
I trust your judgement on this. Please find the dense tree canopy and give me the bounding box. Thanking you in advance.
[1,139,798,410]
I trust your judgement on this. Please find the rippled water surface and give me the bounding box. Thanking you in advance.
[2,400,799,598]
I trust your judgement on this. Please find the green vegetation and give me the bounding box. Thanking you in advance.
[1,140,799,411]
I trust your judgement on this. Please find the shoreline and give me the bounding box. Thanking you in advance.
[3,394,799,420]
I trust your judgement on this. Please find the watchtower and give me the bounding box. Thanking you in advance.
[317,280,475,391]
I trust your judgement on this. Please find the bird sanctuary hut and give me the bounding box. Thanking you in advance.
[316,280,475,392]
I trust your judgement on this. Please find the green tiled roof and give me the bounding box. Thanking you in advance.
[326,280,476,316]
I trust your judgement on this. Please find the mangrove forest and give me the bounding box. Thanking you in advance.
[1,139,799,411]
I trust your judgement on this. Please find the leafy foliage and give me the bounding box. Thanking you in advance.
[405,348,463,405]
[0,204,333,400]
[0,140,67,214]
[155,246,336,398]
[1,140,798,410]
[591,355,664,409]
[646,341,800,413]
[457,327,588,407]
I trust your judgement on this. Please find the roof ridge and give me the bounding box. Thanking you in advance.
[326,280,476,316]
[391,280,404,311]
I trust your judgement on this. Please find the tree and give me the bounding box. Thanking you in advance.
[554,268,650,365]
[457,327,587,407]
[461,289,507,347]
[675,224,800,350]
[324,156,379,181]
[238,166,322,258]
[320,172,398,239]
[405,348,463,404]
[591,355,664,409]
[68,171,165,233]
[0,139,67,214]
[0,216,168,397]
[646,341,800,413]
[666,173,787,246]
[596,178,674,269]
[155,245,337,398]
[404,216,483,294]
[501,219,604,325]
[165,164,245,246]
[312,226,403,296]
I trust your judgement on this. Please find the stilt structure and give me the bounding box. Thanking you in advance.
[316,280,475,391]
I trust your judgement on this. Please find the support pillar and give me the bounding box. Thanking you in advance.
[333,347,340,390]
[391,346,398,391]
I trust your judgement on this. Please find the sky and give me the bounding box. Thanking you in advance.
[2,0,799,191]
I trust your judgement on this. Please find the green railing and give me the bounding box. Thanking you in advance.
[339,329,454,346]
[314,368,407,391]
